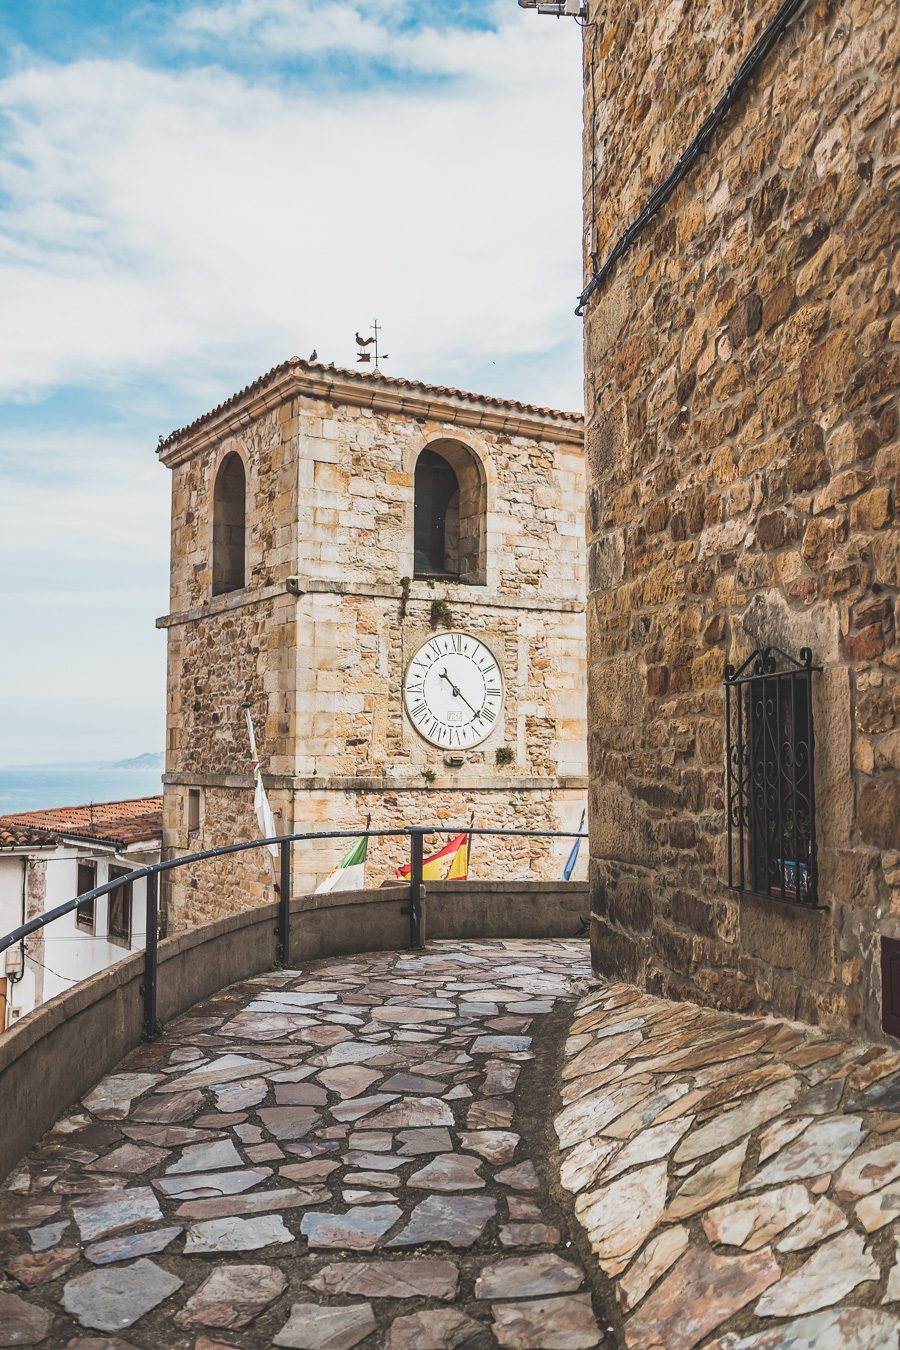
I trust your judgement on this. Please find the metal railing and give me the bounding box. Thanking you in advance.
[0,825,588,1042]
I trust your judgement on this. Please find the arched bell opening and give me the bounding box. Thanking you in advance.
[413,440,486,584]
[212,453,246,595]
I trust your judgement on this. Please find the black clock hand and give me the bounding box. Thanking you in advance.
[439,668,480,717]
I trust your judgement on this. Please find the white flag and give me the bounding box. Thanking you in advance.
[243,706,278,868]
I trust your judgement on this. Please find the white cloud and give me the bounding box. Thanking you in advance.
[0,427,170,764]
[170,0,518,76]
[174,0,406,58]
[0,431,168,582]
[0,4,585,765]
[0,7,585,411]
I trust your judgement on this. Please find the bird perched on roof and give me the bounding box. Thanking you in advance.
[355,332,375,347]
[309,349,317,362]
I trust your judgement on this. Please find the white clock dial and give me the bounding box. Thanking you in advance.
[404,633,503,750]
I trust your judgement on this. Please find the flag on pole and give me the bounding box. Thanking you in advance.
[316,834,368,893]
[242,704,277,869]
[396,832,469,881]
[563,809,586,880]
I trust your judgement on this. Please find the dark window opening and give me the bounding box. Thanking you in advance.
[881,937,900,1038]
[724,645,820,906]
[187,788,201,833]
[76,861,96,932]
[414,449,460,577]
[412,441,486,583]
[107,866,133,947]
[212,453,246,595]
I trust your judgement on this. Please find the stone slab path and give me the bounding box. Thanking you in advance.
[0,939,612,1349]
[558,982,900,1350]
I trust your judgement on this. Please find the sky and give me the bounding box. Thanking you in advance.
[0,0,584,766]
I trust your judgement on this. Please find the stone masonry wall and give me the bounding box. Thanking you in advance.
[168,402,299,616]
[583,0,898,1039]
[293,401,584,600]
[163,781,587,929]
[292,591,585,781]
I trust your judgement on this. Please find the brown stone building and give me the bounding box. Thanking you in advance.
[157,361,586,927]
[581,0,898,1038]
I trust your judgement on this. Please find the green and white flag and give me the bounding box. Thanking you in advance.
[315,834,368,893]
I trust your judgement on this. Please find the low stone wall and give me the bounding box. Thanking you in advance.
[291,884,411,960]
[427,879,588,941]
[0,886,405,1185]
[0,900,279,1187]
[0,878,586,1182]
[0,949,146,1197]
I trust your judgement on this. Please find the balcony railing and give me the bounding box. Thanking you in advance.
[0,825,587,1042]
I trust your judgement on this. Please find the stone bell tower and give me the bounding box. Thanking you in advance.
[157,359,587,929]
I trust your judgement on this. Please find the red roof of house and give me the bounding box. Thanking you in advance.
[0,823,58,851]
[0,798,163,850]
[157,357,584,453]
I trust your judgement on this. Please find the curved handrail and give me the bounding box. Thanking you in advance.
[0,827,409,958]
[0,824,588,957]
[1,822,590,1038]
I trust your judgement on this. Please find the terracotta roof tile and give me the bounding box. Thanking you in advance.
[0,797,163,849]
[157,357,583,453]
[0,823,57,851]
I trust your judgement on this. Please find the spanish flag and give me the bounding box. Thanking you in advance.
[396,832,469,881]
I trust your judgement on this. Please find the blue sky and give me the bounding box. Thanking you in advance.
[0,0,583,766]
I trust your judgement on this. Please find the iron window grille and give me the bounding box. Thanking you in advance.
[724,645,821,907]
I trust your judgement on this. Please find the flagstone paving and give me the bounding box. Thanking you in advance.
[558,983,900,1349]
[5,942,900,1348]
[0,940,610,1348]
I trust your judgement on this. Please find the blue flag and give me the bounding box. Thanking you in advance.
[563,810,586,880]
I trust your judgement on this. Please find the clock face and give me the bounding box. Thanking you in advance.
[404,633,503,749]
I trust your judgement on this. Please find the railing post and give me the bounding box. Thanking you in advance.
[279,840,292,967]
[142,872,159,1041]
[409,829,424,951]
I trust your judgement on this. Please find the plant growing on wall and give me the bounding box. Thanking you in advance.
[495,745,515,767]
[399,576,411,621]
[421,768,436,785]
[430,597,452,629]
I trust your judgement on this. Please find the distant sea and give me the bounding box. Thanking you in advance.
[0,758,164,814]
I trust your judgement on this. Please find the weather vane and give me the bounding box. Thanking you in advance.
[355,320,389,373]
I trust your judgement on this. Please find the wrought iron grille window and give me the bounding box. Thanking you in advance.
[724,646,821,906]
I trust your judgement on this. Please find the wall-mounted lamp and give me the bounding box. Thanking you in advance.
[518,0,586,15]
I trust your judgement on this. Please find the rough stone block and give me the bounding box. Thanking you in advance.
[858,781,900,851]
[590,913,645,983]
[591,783,657,867]
[588,653,644,728]
[739,892,837,983]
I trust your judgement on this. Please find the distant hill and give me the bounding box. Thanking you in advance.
[102,752,165,771]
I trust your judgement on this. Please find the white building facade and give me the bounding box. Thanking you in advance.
[0,799,161,1028]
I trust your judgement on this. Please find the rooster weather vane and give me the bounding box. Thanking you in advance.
[355,320,389,373]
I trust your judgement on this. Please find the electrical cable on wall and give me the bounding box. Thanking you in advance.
[20,948,77,985]
[576,0,808,315]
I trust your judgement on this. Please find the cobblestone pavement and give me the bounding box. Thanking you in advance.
[0,940,614,1349]
[558,983,900,1350]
